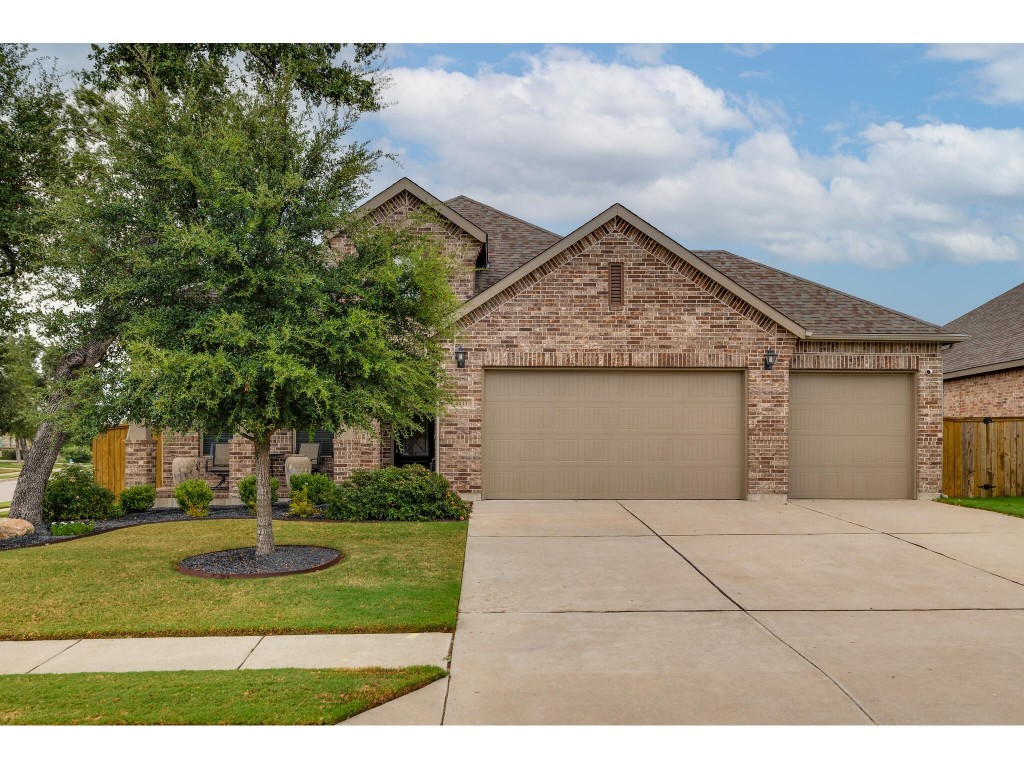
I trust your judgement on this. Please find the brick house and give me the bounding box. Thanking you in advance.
[943,282,1024,418]
[132,177,964,502]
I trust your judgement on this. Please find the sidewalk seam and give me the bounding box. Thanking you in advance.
[236,636,265,670]
[27,638,82,674]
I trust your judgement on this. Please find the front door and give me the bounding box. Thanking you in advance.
[394,420,436,470]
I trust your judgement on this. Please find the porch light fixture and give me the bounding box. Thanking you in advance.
[763,348,778,370]
[455,346,467,369]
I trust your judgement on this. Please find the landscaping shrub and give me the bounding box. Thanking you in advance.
[118,484,156,514]
[50,520,95,536]
[326,464,470,522]
[43,465,119,521]
[289,473,334,505]
[0,449,15,460]
[174,479,214,519]
[61,444,92,463]
[237,475,279,514]
[287,487,319,518]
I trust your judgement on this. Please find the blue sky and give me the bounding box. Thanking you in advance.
[28,42,1024,325]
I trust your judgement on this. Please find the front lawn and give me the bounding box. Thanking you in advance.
[0,519,467,639]
[0,666,445,725]
[937,496,1024,518]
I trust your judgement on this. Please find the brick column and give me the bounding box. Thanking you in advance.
[332,427,382,482]
[228,435,255,495]
[124,423,157,488]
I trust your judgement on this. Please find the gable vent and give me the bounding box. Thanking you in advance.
[609,262,624,308]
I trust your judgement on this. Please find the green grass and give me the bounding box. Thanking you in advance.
[0,666,445,725]
[0,519,467,640]
[938,496,1024,518]
[0,501,9,517]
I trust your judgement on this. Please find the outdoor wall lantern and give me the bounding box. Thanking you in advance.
[455,346,467,369]
[763,348,778,370]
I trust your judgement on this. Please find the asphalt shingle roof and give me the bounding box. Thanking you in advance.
[942,282,1024,373]
[437,190,950,339]
[445,196,562,294]
[693,250,949,337]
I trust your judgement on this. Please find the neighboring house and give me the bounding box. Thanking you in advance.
[942,282,1024,418]
[129,177,964,502]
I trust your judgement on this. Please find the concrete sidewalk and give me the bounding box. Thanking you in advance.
[0,632,452,674]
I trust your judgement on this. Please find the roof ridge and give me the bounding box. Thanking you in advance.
[693,249,946,332]
[445,194,562,238]
[943,280,1024,330]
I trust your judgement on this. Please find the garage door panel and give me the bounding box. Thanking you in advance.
[789,373,913,500]
[483,370,743,500]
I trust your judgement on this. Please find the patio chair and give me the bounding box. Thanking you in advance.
[297,442,322,474]
[206,442,230,489]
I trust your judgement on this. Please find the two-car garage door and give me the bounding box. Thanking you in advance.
[481,369,915,500]
[483,370,744,499]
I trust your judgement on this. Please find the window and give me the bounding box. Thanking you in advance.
[609,262,624,308]
[296,429,335,457]
[201,432,232,456]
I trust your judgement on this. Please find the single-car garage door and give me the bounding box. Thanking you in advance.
[789,372,914,499]
[483,369,744,499]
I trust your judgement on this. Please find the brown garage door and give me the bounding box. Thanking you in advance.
[483,369,744,500]
[789,373,914,499]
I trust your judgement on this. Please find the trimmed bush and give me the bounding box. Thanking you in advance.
[118,484,156,515]
[237,475,279,514]
[61,444,92,463]
[50,520,95,536]
[0,449,16,460]
[43,465,119,522]
[287,487,319,518]
[174,479,214,519]
[289,473,334,505]
[326,464,470,522]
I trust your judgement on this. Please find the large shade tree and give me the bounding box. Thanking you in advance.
[8,43,388,528]
[114,75,460,553]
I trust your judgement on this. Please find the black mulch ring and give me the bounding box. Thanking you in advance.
[177,545,342,579]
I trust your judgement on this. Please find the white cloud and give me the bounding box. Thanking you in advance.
[723,44,774,58]
[616,44,671,65]
[368,47,1024,268]
[928,44,1024,104]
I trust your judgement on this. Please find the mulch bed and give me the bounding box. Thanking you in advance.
[177,545,342,578]
[0,503,325,552]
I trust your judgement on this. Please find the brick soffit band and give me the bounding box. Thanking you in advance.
[943,357,1024,380]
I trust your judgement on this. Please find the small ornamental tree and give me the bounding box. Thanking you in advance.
[119,76,459,555]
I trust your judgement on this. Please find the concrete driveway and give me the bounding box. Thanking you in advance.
[442,498,1024,724]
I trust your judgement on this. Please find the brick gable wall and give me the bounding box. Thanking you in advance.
[944,367,1024,418]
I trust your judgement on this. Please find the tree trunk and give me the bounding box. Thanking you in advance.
[253,432,275,556]
[9,420,66,527]
[16,437,29,462]
[8,336,116,527]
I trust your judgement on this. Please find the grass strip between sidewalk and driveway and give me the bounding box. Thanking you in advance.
[938,496,1024,518]
[0,519,467,640]
[0,666,446,725]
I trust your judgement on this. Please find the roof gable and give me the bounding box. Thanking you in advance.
[455,203,807,337]
[353,177,488,249]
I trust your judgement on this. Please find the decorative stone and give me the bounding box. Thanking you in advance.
[171,456,202,486]
[0,518,34,540]
[285,455,312,482]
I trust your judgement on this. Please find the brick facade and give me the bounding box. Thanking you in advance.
[435,216,945,500]
[149,188,947,502]
[944,367,1024,418]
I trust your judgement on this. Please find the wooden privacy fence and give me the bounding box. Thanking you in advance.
[92,426,164,497]
[92,425,128,497]
[943,418,1024,498]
